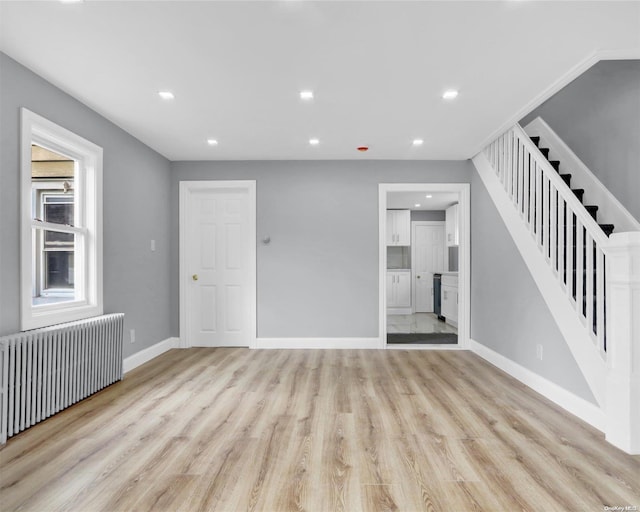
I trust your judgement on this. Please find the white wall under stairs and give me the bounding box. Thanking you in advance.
[473,150,607,406]
[472,124,640,454]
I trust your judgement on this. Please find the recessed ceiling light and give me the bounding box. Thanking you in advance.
[426,194,433,198]
[309,138,320,145]
[412,139,424,146]
[207,139,218,146]
[300,90,314,100]
[442,90,459,100]
[158,91,175,100]
[414,203,421,207]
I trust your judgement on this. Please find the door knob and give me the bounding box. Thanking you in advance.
[192,274,199,281]
[417,275,421,279]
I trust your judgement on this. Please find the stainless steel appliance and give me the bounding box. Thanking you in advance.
[433,273,444,320]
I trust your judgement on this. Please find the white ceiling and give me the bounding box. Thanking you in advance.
[1,1,638,161]
[387,191,458,211]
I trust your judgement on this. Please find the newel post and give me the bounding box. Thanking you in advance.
[605,231,640,454]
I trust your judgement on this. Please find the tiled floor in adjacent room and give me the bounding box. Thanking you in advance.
[387,312,457,335]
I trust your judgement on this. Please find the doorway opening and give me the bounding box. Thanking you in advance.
[379,183,470,349]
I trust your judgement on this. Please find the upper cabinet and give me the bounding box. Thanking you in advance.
[445,204,459,246]
[386,209,411,246]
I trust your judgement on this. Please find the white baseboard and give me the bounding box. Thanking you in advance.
[255,337,381,349]
[468,338,605,432]
[123,337,180,373]
[386,344,463,351]
[472,151,606,406]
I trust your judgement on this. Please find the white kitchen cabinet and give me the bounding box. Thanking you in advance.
[387,271,411,308]
[386,210,411,246]
[441,273,458,326]
[445,204,459,246]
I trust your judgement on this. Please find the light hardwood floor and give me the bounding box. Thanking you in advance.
[1,348,639,512]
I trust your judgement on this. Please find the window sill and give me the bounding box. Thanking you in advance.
[23,303,103,332]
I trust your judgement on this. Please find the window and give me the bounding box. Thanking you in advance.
[21,109,103,330]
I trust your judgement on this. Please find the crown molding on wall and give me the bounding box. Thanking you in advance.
[471,48,640,159]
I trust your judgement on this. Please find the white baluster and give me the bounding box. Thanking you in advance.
[542,173,550,259]
[550,184,558,271]
[596,248,606,354]
[566,209,574,302]
[585,232,594,339]
[523,147,530,225]
[576,219,584,317]
[535,161,542,245]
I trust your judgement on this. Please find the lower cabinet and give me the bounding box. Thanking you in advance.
[387,271,411,308]
[441,274,458,326]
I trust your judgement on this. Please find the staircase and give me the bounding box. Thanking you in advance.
[528,134,613,341]
[472,122,640,454]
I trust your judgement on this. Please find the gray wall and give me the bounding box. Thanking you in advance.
[0,53,172,358]
[411,210,445,221]
[1,51,597,404]
[170,161,472,338]
[521,59,640,222]
[470,166,595,403]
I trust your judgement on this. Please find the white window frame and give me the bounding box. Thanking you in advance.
[20,108,103,331]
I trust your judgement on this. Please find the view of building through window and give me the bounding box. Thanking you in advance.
[31,144,76,305]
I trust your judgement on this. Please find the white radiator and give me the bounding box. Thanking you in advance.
[0,313,124,444]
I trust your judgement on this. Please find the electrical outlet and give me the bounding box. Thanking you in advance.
[130,329,136,343]
[536,344,543,360]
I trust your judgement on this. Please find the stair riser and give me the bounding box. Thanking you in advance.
[527,134,613,237]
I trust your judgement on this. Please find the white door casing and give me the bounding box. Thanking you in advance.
[179,181,256,348]
[379,183,470,350]
[412,222,445,313]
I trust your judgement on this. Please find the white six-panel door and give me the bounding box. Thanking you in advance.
[181,182,255,347]
[413,223,445,313]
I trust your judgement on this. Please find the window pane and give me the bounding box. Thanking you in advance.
[44,201,74,226]
[31,143,75,227]
[32,229,77,306]
[45,230,74,244]
[45,251,74,288]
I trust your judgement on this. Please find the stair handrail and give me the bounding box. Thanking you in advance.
[478,124,640,454]
[524,117,640,233]
[511,123,610,251]
[484,123,611,356]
